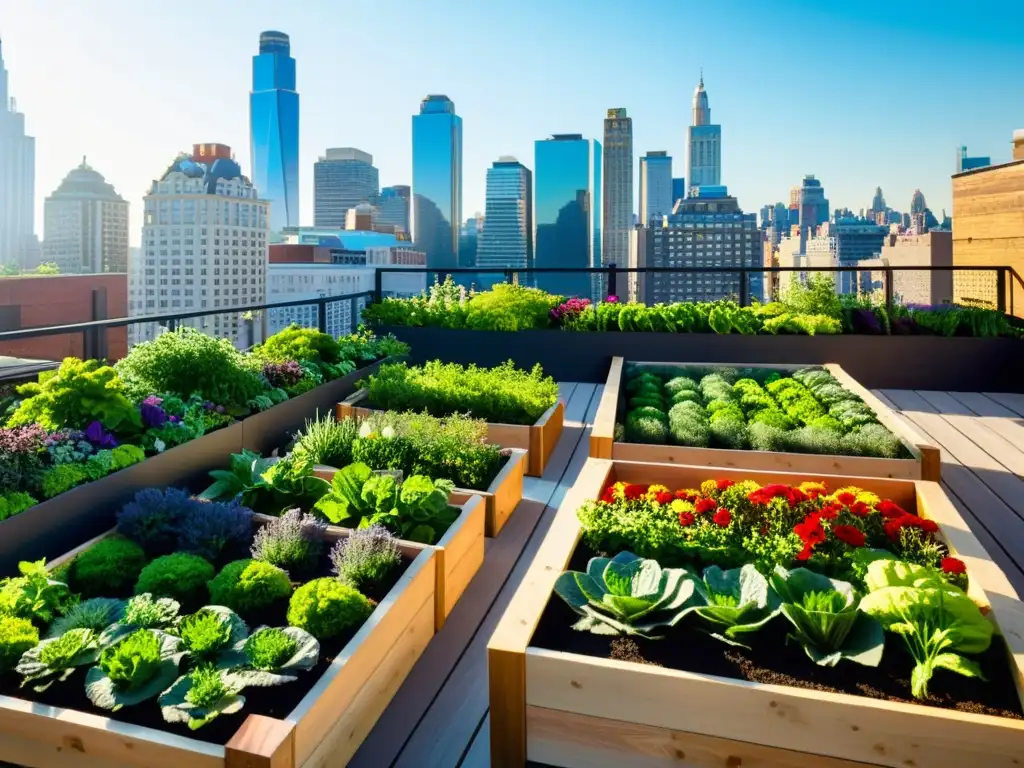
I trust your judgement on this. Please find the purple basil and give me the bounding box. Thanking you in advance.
[263,360,304,389]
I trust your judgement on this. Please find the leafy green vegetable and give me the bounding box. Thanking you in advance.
[691,564,782,647]
[120,593,181,630]
[159,665,245,731]
[178,607,248,662]
[222,626,319,687]
[554,551,699,638]
[85,629,182,711]
[0,615,38,674]
[17,627,120,692]
[769,566,884,667]
[0,559,76,626]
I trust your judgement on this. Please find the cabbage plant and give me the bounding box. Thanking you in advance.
[18,626,126,692]
[160,665,245,730]
[769,566,884,667]
[178,606,248,663]
[84,629,182,711]
[553,551,698,638]
[858,559,993,699]
[690,564,781,647]
[221,626,319,686]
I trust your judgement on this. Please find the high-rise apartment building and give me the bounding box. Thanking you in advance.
[411,95,462,271]
[43,159,129,274]
[477,157,533,287]
[534,134,602,299]
[0,39,35,267]
[313,148,379,228]
[639,151,673,224]
[602,109,632,274]
[377,185,411,233]
[793,175,830,233]
[641,187,759,304]
[250,31,299,233]
[131,146,269,348]
[687,74,721,189]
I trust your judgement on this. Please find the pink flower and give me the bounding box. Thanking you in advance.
[605,295,619,303]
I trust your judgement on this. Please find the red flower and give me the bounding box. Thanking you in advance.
[716,479,736,491]
[679,511,695,527]
[794,513,826,546]
[787,487,809,506]
[796,543,815,561]
[624,484,649,501]
[655,491,674,505]
[759,525,768,535]
[833,525,866,548]
[600,486,617,504]
[941,557,967,575]
[818,502,842,520]
[919,518,939,533]
[877,500,908,520]
[695,498,717,515]
[713,508,732,527]
[849,501,871,517]
[747,484,792,505]
[675,489,699,502]
[836,491,857,506]
[883,519,905,541]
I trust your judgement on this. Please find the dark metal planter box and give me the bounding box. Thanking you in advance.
[377,326,1022,393]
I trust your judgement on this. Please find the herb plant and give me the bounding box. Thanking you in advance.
[286,578,373,640]
[0,560,75,626]
[67,538,148,598]
[120,594,180,630]
[47,598,126,638]
[0,615,38,673]
[292,413,360,468]
[330,525,402,590]
[85,629,182,711]
[207,560,293,618]
[159,665,245,730]
[250,508,327,575]
[116,487,195,557]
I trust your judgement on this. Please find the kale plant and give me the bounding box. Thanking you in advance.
[178,607,248,662]
[18,627,114,692]
[690,564,782,647]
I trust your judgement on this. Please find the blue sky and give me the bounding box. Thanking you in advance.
[1,0,1021,244]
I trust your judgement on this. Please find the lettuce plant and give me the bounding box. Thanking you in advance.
[554,551,699,638]
[222,626,319,687]
[0,560,75,626]
[769,566,884,667]
[85,629,182,711]
[159,665,245,731]
[178,607,248,663]
[858,559,993,699]
[286,578,373,640]
[690,564,782,647]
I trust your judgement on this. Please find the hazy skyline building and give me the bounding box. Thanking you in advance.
[672,177,687,206]
[476,157,533,287]
[602,108,632,273]
[687,73,721,189]
[250,30,299,232]
[377,185,410,233]
[313,147,379,228]
[534,134,601,299]
[0,39,35,266]
[794,175,830,233]
[411,94,462,271]
[43,158,129,274]
[639,151,673,224]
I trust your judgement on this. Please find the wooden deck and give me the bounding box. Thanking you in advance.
[351,385,1024,767]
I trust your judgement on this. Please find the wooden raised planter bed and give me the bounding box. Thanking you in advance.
[4,526,437,767]
[487,457,1024,768]
[590,356,942,482]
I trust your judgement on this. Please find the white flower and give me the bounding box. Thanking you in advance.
[380,426,395,439]
[358,421,373,438]
[153,438,166,453]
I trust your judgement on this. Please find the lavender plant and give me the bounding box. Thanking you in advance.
[116,487,195,557]
[250,509,327,575]
[178,499,254,563]
[330,525,402,590]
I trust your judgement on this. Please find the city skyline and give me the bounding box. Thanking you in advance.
[0,0,1021,246]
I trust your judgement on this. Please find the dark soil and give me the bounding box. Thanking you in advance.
[0,551,414,746]
[532,542,1023,720]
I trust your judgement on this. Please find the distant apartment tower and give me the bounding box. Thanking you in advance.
[534,134,601,299]
[43,158,129,274]
[377,185,410,233]
[250,31,299,232]
[313,148,379,228]
[0,39,35,267]
[687,74,721,189]
[132,146,269,348]
[602,108,633,274]
[956,146,991,173]
[477,157,533,286]
[793,175,830,233]
[411,95,462,271]
[639,151,673,224]
[641,187,759,304]
[876,231,953,305]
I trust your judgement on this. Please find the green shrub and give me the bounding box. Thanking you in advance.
[624,413,667,444]
[286,578,373,639]
[663,376,698,396]
[9,358,141,433]
[207,559,292,618]
[669,390,701,406]
[628,396,664,410]
[807,415,844,433]
[116,327,263,410]
[69,538,148,598]
[39,464,90,498]
[842,424,907,459]
[134,553,215,610]
[0,491,37,521]
[748,408,795,431]
[463,284,561,331]
[709,418,749,450]
[630,406,668,425]
[625,373,662,393]
[783,426,844,455]
[748,422,788,452]
[0,615,38,673]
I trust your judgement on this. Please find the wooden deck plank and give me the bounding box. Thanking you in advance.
[985,392,1024,418]
[524,384,599,504]
[915,391,1024,478]
[392,388,602,768]
[460,715,489,768]
[946,392,1024,452]
[350,384,596,768]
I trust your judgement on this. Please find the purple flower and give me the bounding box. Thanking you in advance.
[550,297,592,323]
[179,498,254,562]
[117,487,194,556]
[141,401,169,429]
[84,421,118,449]
[605,295,620,303]
[142,395,164,407]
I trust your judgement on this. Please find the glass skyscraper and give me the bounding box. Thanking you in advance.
[250,31,299,233]
[476,157,533,288]
[534,134,601,299]
[411,95,462,271]
[313,148,379,228]
[639,151,673,224]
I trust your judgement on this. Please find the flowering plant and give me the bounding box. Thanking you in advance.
[550,298,592,324]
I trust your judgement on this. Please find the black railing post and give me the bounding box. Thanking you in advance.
[167,318,178,333]
[317,299,328,334]
[738,269,749,307]
[349,296,358,334]
[883,267,894,315]
[504,268,514,285]
[996,268,1008,314]
[607,264,618,300]
[374,269,384,305]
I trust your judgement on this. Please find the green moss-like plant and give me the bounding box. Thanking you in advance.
[624,413,668,444]
[134,553,215,610]
[40,464,90,498]
[663,376,698,396]
[0,615,39,673]
[286,578,373,640]
[69,538,148,598]
[208,560,292,618]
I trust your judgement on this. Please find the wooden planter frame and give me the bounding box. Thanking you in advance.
[3,531,437,767]
[590,357,942,482]
[488,457,1024,768]
[336,389,564,478]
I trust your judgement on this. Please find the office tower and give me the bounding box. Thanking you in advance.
[0,39,36,267]
[956,146,991,173]
[411,94,462,271]
[602,108,633,273]
[313,148,379,228]
[250,31,299,232]
[377,185,411,233]
[458,215,484,285]
[477,157,533,288]
[43,158,129,274]
[672,177,687,207]
[687,73,721,189]
[794,175,830,233]
[132,146,269,349]
[534,134,602,299]
[641,186,759,304]
[639,151,673,224]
